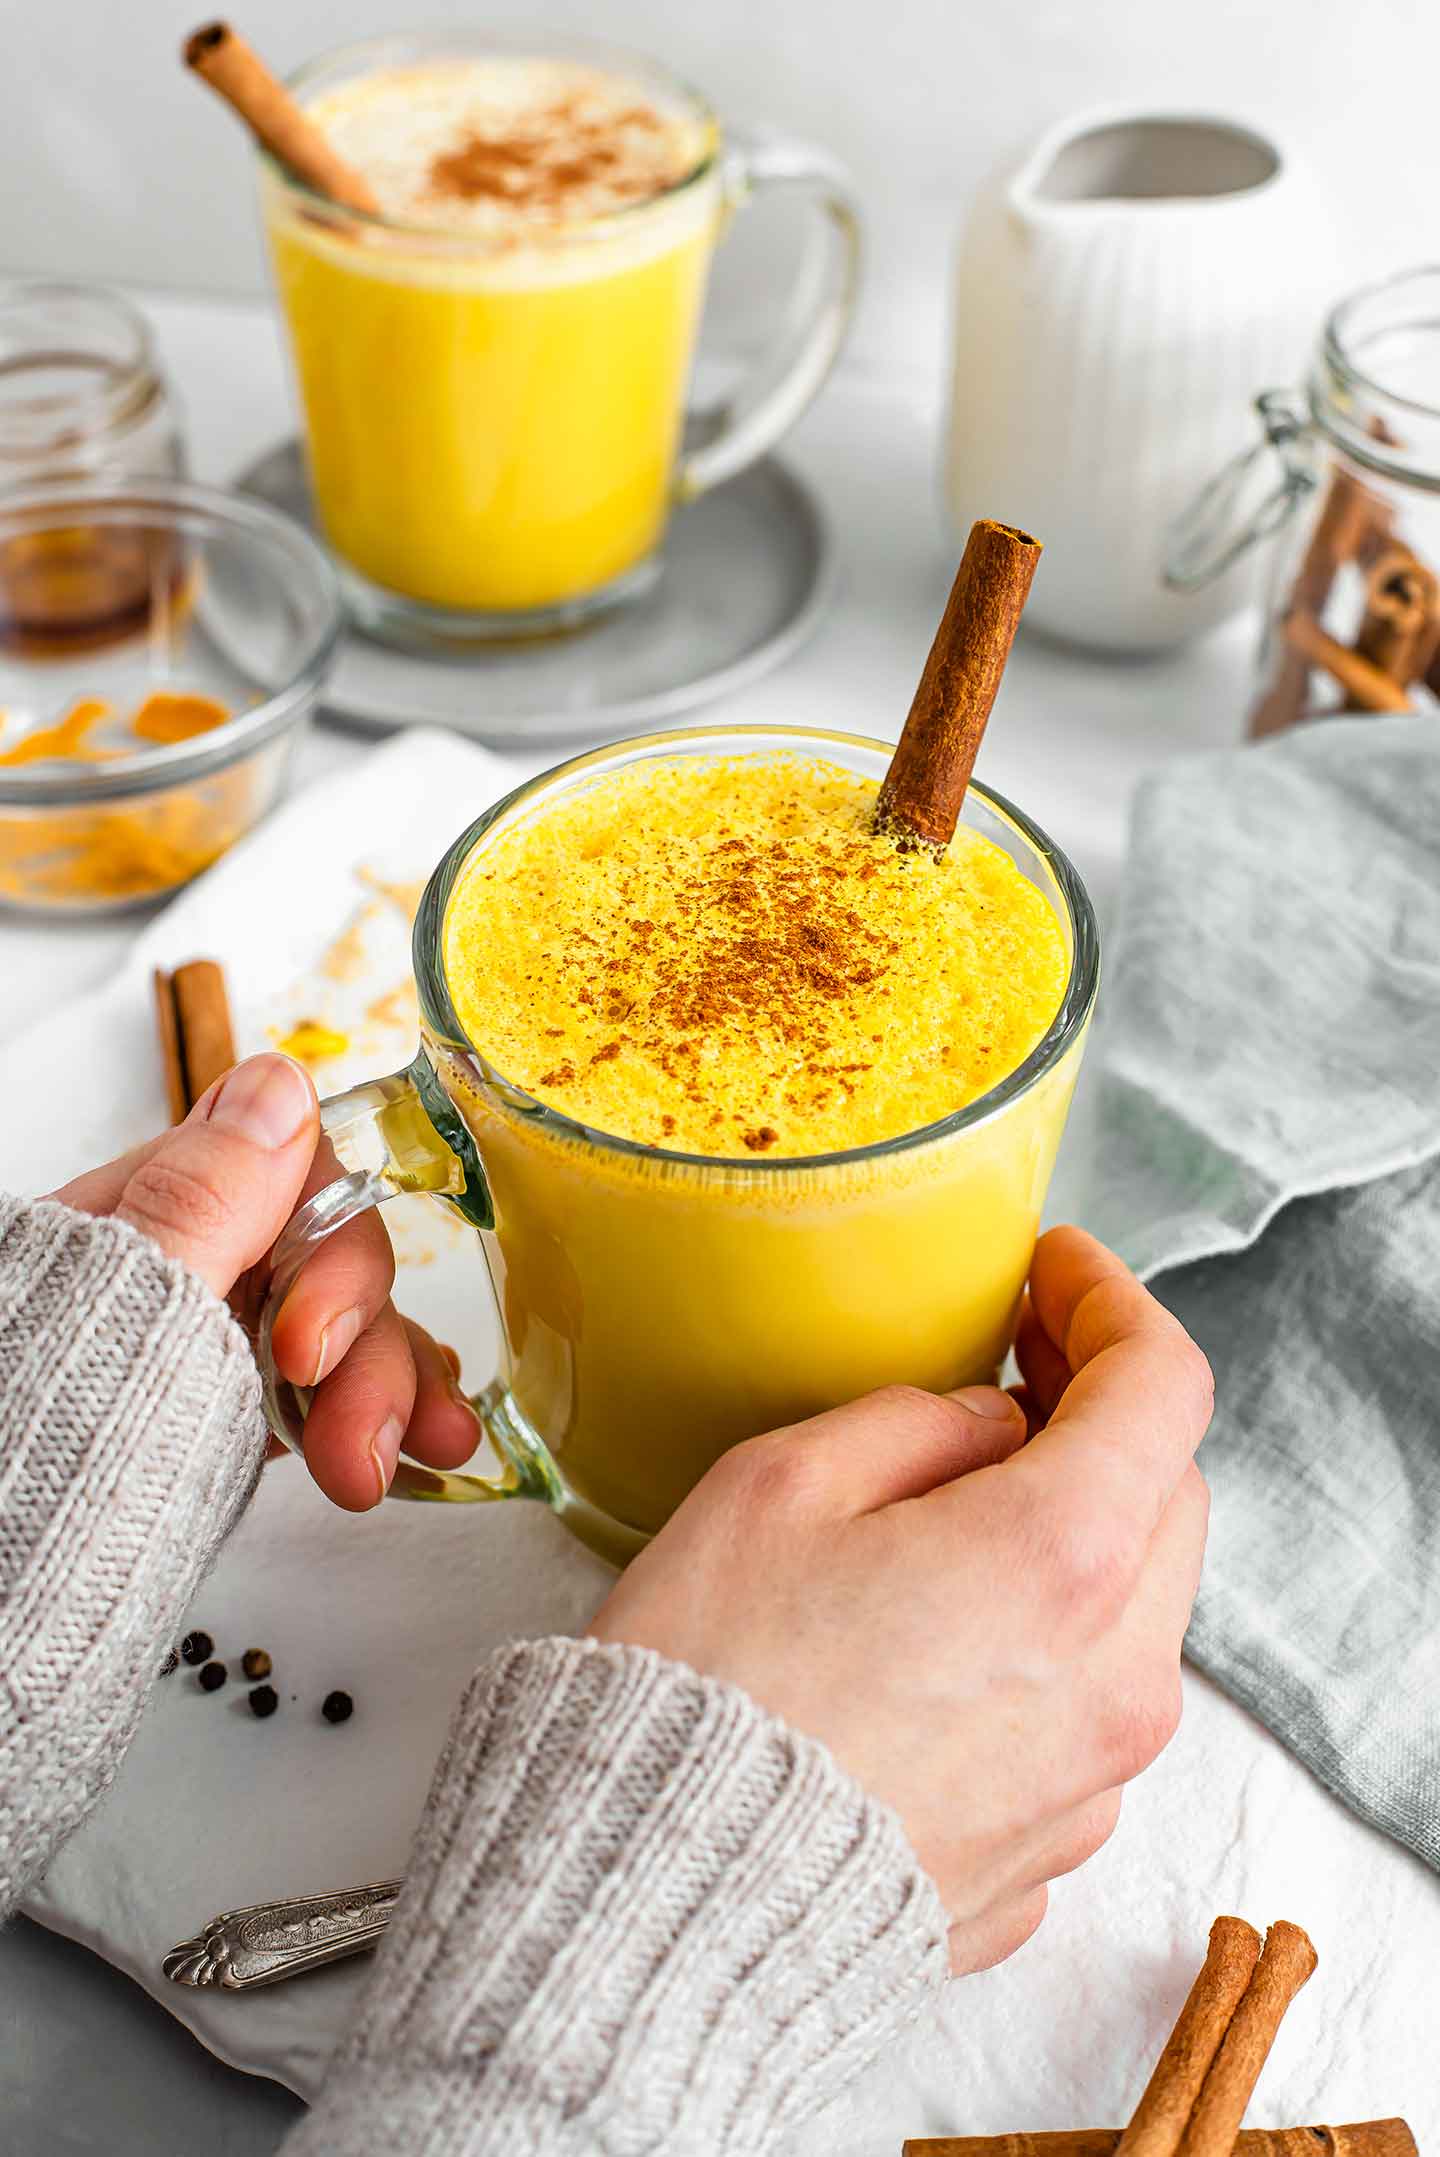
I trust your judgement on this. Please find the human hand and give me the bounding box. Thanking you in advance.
[50,1052,479,1511]
[590,1225,1212,1976]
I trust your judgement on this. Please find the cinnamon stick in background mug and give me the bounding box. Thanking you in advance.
[184,22,380,213]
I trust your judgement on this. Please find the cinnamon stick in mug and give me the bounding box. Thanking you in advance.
[184,22,381,215]
[875,520,1041,855]
[903,2126,1416,2157]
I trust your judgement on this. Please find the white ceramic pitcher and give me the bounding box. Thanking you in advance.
[943,109,1331,653]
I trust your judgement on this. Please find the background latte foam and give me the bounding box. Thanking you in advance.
[307,59,712,238]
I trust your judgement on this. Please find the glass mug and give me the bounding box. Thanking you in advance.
[260,725,1099,1567]
[259,31,862,648]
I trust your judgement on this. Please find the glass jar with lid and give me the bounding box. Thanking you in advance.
[1167,265,1440,737]
[0,283,185,493]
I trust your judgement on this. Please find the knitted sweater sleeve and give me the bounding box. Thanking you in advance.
[0,1194,950,2154]
[0,1194,267,1913]
[287,1638,950,2156]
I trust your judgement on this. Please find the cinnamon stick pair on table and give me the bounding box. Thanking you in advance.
[905,1918,1414,2157]
[908,2129,1415,2157]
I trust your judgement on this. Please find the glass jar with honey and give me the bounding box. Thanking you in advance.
[0,285,187,658]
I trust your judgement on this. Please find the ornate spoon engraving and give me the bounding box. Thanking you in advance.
[163,1879,402,1990]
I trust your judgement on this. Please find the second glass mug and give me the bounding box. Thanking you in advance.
[261,726,1099,1567]
[259,30,862,647]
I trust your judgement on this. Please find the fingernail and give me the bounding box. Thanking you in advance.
[437,1342,462,1381]
[448,1374,480,1421]
[953,1385,1022,1420]
[207,1055,312,1149]
[368,1413,405,1505]
[312,1305,365,1388]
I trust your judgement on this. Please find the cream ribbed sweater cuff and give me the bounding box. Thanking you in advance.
[0,1194,266,1914]
[292,1637,949,2156]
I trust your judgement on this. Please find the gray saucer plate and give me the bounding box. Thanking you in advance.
[230,439,835,749]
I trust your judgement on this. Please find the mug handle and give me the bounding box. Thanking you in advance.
[676,130,862,501]
[256,1056,559,1509]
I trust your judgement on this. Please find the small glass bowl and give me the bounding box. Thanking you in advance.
[0,478,340,916]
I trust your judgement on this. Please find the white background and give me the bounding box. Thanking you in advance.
[5,0,1440,386]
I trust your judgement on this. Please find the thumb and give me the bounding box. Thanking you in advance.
[115,1053,319,1298]
[760,1380,1029,1515]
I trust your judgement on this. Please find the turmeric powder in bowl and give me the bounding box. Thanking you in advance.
[0,691,254,909]
[0,478,341,916]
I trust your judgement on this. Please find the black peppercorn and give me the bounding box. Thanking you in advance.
[321,1690,353,1725]
[248,1684,279,1719]
[180,1630,214,1667]
[198,1661,227,1692]
[159,1649,179,1678]
[241,1649,272,1682]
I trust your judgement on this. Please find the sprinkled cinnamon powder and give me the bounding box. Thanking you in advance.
[442,754,1068,1157]
[427,98,671,216]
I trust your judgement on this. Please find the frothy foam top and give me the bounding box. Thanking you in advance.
[306,60,712,236]
[442,754,1070,1159]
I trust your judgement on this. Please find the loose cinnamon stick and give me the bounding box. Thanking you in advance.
[1282,611,1412,714]
[153,968,189,1126]
[874,520,1041,855]
[1176,1921,1319,2157]
[1249,466,1383,739]
[903,2125,1416,2157]
[1346,548,1440,705]
[155,960,237,1119]
[1115,1916,1261,2157]
[184,22,381,215]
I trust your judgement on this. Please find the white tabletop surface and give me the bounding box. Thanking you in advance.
[0,290,1257,2153]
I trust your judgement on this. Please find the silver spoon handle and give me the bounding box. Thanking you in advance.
[163,1878,402,1990]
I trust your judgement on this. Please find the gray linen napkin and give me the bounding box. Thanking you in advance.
[1081,712,1440,1868]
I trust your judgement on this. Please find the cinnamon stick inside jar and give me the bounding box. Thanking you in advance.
[1249,467,1384,739]
[874,520,1041,856]
[1282,611,1413,714]
[1346,548,1440,706]
[903,2126,1416,2157]
[183,22,381,216]
[1114,1915,1261,2157]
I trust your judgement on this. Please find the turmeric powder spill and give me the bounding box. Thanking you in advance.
[442,752,1068,1157]
[274,1019,351,1066]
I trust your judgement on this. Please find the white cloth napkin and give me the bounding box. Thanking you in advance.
[3,727,1435,2144]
